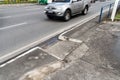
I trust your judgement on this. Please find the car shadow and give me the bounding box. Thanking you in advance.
[44,13,84,22]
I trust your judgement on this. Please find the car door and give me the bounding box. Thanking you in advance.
[71,0,83,14]
[77,0,83,12]
[71,0,79,14]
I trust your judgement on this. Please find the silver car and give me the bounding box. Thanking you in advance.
[44,0,91,21]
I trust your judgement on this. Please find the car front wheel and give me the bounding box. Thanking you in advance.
[63,10,71,21]
[47,15,53,19]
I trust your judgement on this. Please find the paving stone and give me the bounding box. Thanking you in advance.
[45,41,80,60]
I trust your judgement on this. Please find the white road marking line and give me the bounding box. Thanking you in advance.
[0,47,38,67]
[0,22,27,30]
[0,12,43,19]
[0,8,41,13]
[0,16,12,19]
[13,12,43,17]
[26,8,41,11]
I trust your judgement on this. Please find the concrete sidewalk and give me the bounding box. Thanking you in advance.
[47,18,120,79]
[19,17,120,80]
[43,20,120,80]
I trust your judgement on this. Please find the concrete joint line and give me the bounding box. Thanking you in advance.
[63,42,83,61]
[39,47,64,60]
[19,61,63,80]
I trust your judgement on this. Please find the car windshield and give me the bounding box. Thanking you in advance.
[53,0,70,2]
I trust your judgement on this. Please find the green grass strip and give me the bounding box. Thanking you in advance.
[115,11,120,20]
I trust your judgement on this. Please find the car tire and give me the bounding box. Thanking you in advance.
[63,10,71,21]
[82,6,88,15]
[47,15,53,19]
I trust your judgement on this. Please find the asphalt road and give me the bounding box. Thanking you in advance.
[0,0,114,63]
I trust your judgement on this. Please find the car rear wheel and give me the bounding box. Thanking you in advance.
[63,10,71,21]
[82,7,88,15]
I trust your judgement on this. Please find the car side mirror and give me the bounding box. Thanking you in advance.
[72,0,77,3]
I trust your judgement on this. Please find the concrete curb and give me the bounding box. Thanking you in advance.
[58,9,110,43]
[58,14,99,42]
[19,61,63,80]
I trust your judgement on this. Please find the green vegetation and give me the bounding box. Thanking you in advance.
[115,11,120,20]
[0,0,37,4]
